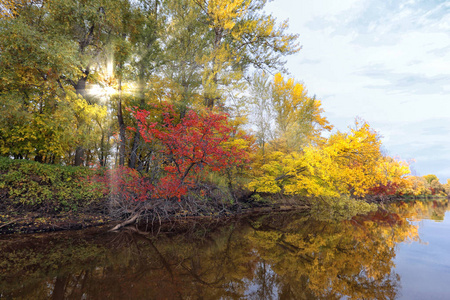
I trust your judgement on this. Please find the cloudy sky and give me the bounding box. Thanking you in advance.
[266,0,450,182]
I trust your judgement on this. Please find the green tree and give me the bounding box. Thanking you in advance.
[160,0,207,113]
[0,0,130,165]
[0,3,82,162]
[46,0,133,165]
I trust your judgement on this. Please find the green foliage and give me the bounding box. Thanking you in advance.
[0,157,104,212]
[0,1,111,164]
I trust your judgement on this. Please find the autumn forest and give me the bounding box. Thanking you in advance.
[1,0,449,231]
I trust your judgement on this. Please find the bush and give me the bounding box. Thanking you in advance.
[0,156,105,213]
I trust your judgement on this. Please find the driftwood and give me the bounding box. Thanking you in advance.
[109,213,140,231]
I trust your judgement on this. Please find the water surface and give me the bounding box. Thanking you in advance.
[0,199,448,299]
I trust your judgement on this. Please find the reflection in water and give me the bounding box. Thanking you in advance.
[1,199,447,299]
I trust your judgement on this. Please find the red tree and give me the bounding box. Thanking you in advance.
[133,104,250,200]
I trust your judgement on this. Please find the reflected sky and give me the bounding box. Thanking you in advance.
[395,209,450,300]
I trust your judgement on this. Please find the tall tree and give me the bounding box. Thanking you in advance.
[160,0,208,114]
[127,0,161,169]
[165,0,300,108]
[249,72,331,154]
[45,0,130,165]
[249,72,273,155]
[270,73,332,151]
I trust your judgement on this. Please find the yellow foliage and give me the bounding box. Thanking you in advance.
[197,0,250,31]
[192,0,300,108]
[0,0,24,18]
[444,179,450,195]
[270,73,332,152]
[374,156,411,192]
[400,174,447,197]
[249,120,404,199]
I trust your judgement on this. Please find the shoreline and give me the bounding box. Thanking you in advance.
[3,196,448,235]
[0,203,310,235]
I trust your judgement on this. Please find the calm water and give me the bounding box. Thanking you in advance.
[1,199,449,299]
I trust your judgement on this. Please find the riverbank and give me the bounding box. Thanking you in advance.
[0,156,110,234]
[0,157,310,234]
[3,194,447,235]
[0,212,113,235]
[1,157,447,235]
[0,206,313,235]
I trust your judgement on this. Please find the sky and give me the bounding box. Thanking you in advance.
[265,0,450,182]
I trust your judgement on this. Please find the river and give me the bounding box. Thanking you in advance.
[1,198,449,299]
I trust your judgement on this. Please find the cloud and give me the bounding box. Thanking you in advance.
[428,46,450,57]
[359,67,450,95]
[300,58,321,65]
[375,118,450,180]
[335,0,450,35]
[266,0,450,180]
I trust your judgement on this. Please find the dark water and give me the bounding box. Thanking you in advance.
[1,199,449,299]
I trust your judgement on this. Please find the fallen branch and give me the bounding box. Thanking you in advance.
[0,218,24,229]
[109,213,140,231]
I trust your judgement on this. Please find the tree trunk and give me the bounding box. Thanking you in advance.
[129,82,146,169]
[129,128,140,169]
[74,75,87,98]
[204,27,222,108]
[73,70,89,166]
[99,131,106,167]
[117,78,126,166]
[74,146,84,166]
[109,212,140,231]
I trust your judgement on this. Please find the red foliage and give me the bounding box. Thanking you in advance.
[352,210,403,227]
[84,103,250,203]
[133,104,250,200]
[92,166,153,202]
[93,104,250,203]
[369,182,401,197]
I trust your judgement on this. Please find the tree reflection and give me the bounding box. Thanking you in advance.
[0,203,428,299]
[388,198,449,221]
[247,210,418,299]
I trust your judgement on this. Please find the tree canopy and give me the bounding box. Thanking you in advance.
[1,0,445,215]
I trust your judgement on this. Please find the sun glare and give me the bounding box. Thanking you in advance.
[87,84,117,104]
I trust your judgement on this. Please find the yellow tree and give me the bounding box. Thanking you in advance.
[326,121,384,197]
[189,0,300,107]
[402,174,444,196]
[427,175,445,195]
[248,120,386,199]
[270,73,332,152]
[403,176,430,196]
[248,72,332,180]
[368,156,411,197]
[444,179,450,195]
